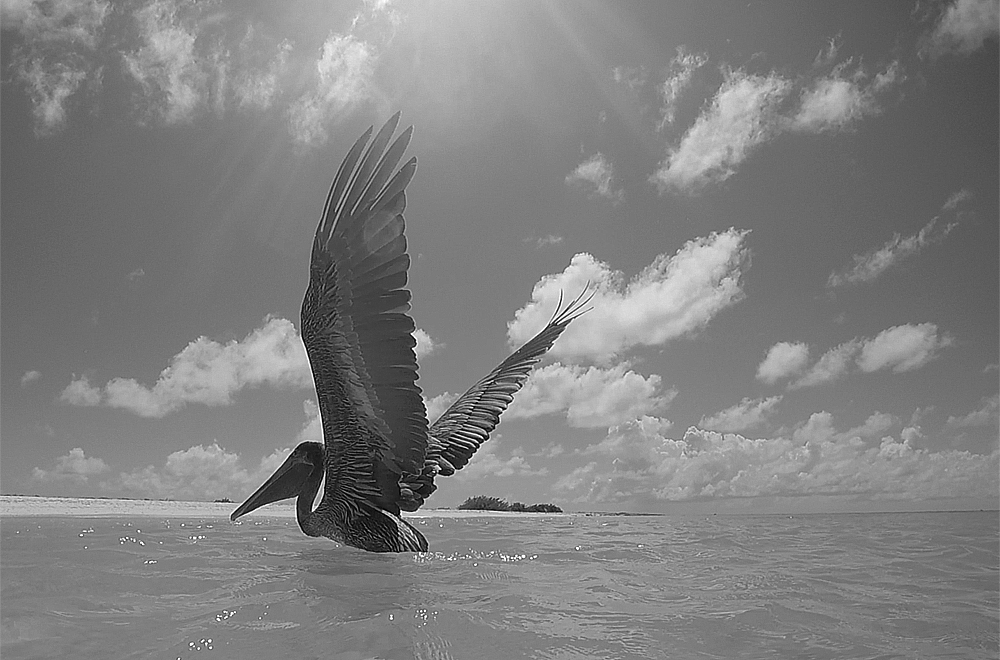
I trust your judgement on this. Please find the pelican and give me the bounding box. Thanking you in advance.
[231,114,590,552]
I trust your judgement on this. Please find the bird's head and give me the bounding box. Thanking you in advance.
[230,442,324,521]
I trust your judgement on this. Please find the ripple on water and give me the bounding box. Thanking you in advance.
[0,512,997,659]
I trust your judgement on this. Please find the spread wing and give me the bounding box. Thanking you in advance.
[425,289,593,477]
[300,113,428,502]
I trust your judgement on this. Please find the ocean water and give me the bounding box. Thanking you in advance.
[1,511,996,660]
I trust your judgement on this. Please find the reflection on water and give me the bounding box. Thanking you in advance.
[1,512,997,659]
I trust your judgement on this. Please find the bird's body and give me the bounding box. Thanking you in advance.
[232,114,589,552]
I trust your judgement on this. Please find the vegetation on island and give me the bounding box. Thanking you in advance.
[458,495,562,513]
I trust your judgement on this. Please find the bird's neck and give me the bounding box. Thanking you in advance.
[296,464,325,537]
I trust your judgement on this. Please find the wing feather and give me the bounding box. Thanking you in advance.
[426,289,593,475]
[301,115,428,502]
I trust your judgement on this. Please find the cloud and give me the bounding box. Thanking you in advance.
[787,60,901,133]
[123,0,210,124]
[699,396,783,432]
[555,416,999,505]
[413,328,440,360]
[812,35,842,68]
[651,69,791,193]
[122,2,292,124]
[2,0,346,136]
[565,153,623,203]
[110,442,292,501]
[945,394,1000,429]
[295,399,322,443]
[508,229,749,363]
[424,392,459,424]
[525,235,565,249]
[454,439,547,481]
[756,341,810,384]
[506,362,674,428]
[60,374,103,406]
[658,47,708,129]
[32,447,109,483]
[61,316,310,417]
[287,33,377,145]
[827,218,957,288]
[793,409,907,446]
[4,0,110,135]
[20,370,42,387]
[2,0,109,46]
[838,411,898,441]
[791,323,953,388]
[230,26,291,112]
[791,339,864,388]
[924,0,1000,58]
[612,65,648,94]
[942,188,974,212]
[16,58,91,136]
[650,40,904,194]
[856,323,954,373]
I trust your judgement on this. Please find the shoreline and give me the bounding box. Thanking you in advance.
[0,495,576,519]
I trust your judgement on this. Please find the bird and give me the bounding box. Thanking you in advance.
[231,113,591,552]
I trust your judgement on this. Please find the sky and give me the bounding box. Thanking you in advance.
[2,0,998,514]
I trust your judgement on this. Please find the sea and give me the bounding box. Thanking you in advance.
[1,510,997,659]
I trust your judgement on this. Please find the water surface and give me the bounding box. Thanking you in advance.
[2,511,997,659]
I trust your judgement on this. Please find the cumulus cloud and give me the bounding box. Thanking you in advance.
[110,442,292,501]
[454,439,547,481]
[827,218,957,288]
[699,396,782,432]
[508,229,749,363]
[651,69,791,193]
[60,316,310,417]
[555,417,998,505]
[945,394,999,429]
[287,33,377,145]
[756,341,810,384]
[658,47,708,129]
[424,392,459,425]
[20,370,42,387]
[791,323,953,388]
[413,328,441,360]
[787,59,901,133]
[506,362,674,428]
[791,339,862,389]
[60,374,103,406]
[857,323,954,373]
[650,39,904,194]
[924,0,1000,58]
[295,399,322,443]
[565,153,623,203]
[32,447,109,483]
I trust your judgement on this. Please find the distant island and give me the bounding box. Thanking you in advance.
[458,495,562,513]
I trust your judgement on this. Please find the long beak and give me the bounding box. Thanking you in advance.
[231,454,313,521]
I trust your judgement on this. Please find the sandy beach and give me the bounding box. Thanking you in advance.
[0,495,571,519]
